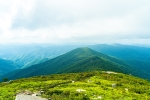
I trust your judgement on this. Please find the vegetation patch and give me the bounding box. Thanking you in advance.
[0,71,150,100]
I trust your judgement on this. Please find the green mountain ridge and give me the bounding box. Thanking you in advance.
[1,47,149,80]
[125,60,150,74]
[1,44,150,78]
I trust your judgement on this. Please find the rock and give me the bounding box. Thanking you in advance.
[15,94,47,100]
[106,71,117,74]
[32,94,37,96]
[76,89,86,92]
[112,83,116,88]
[125,88,128,91]
[97,96,102,99]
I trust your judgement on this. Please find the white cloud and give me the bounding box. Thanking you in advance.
[0,0,150,45]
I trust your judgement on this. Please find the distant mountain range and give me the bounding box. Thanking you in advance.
[90,44,150,61]
[0,58,17,75]
[1,47,149,80]
[0,45,79,69]
[1,44,150,69]
[1,44,150,80]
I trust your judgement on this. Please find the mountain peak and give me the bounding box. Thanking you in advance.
[75,47,94,53]
[68,47,101,57]
[73,47,92,51]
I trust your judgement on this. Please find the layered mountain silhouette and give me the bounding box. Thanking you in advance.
[1,44,150,75]
[90,44,150,61]
[0,47,149,80]
[0,45,79,69]
[0,58,17,75]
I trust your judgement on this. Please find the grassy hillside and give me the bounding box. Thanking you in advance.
[0,71,150,100]
[1,47,147,80]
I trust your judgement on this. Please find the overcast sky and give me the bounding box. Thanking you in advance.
[0,0,150,45]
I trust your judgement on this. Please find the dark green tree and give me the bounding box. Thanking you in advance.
[3,78,8,82]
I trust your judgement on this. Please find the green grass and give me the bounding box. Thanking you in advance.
[0,71,150,100]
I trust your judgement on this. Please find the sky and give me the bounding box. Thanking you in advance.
[0,0,150,45]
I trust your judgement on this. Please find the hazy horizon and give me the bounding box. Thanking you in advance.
[0,0,150,45]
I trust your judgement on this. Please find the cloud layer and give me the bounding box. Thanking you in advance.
[0,0,150,45]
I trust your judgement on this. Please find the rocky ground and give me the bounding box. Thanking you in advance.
[15,94,47,100]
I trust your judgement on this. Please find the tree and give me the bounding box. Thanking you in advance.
[3,78,8,82]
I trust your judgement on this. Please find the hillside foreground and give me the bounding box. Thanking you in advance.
[0,71,150,100]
